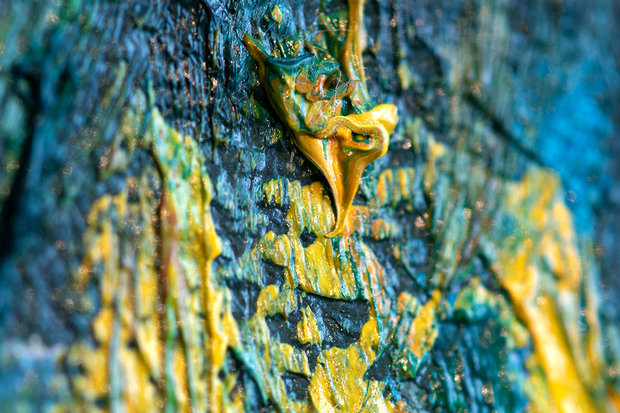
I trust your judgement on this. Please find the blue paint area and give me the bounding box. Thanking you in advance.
[537,61,614,235]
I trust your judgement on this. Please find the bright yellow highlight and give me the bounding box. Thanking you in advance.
[297,306,322,345]
[308,318,389,412]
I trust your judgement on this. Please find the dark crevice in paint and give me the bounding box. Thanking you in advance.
[261,260,287,287]
[299,229,317,248]
[282,370,311,400]
[303,344,322,373]
[301,294,370,348]
[265,312,302,347]
[224,278,262,322]
[364,350,392,382]
[0,88,35,261]
[234,367,276,412]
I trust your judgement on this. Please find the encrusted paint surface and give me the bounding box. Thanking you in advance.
[1,0,620,412]
[16,1,615,412]
[65,93,444,411]
[51,88,620,413]
[64,89,619,411]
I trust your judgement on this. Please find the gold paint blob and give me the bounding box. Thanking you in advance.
[244,0,398,237]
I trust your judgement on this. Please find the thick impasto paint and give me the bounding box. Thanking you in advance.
[0,0,619,412]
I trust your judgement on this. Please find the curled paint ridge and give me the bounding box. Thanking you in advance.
[244,0,398,237]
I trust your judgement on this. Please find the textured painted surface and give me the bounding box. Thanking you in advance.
[54,100,619,411]
[1,0,620,412]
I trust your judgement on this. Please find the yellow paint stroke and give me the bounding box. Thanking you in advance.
[297,306,323,345]
[69,103,242,412]
[308,317,388,412]
[241,172,444,411]
[372,167,416,209]
[488,169,611,413]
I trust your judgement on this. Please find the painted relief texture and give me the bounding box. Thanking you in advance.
[1,0,620,412]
